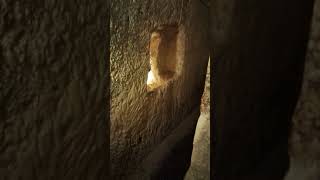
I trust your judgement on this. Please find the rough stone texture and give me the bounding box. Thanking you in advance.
[0,1,109,179]
[286,0,320,179]
[110,0,209,179]
[184,59,210,180]
[210,0,315,179]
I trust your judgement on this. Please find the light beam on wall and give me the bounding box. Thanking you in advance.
[147,70,156,85]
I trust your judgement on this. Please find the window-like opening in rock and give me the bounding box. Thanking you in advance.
[147,24,180,92]
[185,56,210,179]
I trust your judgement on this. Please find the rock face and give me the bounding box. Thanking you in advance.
[2,0,320,179]
[287,0,320,179]
[184,59,210,180]
[210,0,315,179]
[0,1,109,179]
[110,0,209,179]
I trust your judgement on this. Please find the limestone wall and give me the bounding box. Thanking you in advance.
[110,0,209,179]
[0,1,109,179]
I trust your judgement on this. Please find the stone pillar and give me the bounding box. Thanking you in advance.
[210,0,315,179]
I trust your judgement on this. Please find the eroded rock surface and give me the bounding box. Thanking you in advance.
[0,1,109,179]
[110,0,209,179]
[185,59,210,180]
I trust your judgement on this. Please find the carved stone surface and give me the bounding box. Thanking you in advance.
[110,0,209,179]
[0,1,109,179]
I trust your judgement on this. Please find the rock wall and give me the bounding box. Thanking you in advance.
[110,0,209,179]
[287,0,320,179]
[0,1,109,179]
[210,0,315,179]
[184,58,210,180]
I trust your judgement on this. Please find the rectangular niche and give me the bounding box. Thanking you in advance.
[147,24,184,92]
